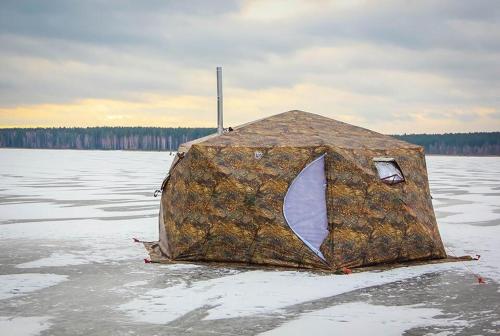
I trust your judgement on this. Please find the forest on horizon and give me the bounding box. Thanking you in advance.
[0,127,498,156]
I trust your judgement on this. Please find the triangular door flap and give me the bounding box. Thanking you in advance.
[283,154,329,260]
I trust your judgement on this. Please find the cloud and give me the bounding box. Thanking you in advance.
[2,84,497,134]
[0,0,499,132]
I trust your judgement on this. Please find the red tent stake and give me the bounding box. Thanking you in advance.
[342,267,352,274]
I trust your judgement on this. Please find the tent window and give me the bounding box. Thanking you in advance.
[374,158,405,185]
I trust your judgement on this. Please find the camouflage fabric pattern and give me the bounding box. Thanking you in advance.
[156,110,446,270]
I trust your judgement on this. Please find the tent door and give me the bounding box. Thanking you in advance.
[283,154,329,260]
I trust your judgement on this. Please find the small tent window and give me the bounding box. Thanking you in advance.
[373,158,405,185]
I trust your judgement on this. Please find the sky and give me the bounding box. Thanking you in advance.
[0,0,499,134]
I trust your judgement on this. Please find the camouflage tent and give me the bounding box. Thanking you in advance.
[146,110,447,270]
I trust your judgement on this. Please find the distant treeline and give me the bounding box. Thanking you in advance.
[394,132,500,156]
[0,127,498,155]
[0,127,215,151]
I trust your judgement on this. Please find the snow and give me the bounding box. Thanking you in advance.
[8,219,153,268]
[123,280,149,288]
[2,217,155,242]
[259,302,467,336]
[0,274,68,300]
[0,316,52,336]
[13,247,148,269]
[16,252,98,268]
[119,263,470,324]
[157,263,203,270]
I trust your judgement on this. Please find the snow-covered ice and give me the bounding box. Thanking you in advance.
[259,302,468,336]
[0,273,67,300]
[0,316,52,336]
[120,263,467,324]
[0,149,499,335]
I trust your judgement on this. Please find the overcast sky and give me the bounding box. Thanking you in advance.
[0,0,499,133]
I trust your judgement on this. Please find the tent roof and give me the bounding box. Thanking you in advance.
[179,110,421,151]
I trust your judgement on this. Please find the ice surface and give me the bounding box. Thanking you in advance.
[0,316,52,336]
[16,253,88,268]
[1,150,499,335]
[259,302,467,336]
[0,149,166,224]
[123,280,149,288]
[0,274,67,300]
[119,263,468,324]
[1,149,168,269]
[118,155,500,326]
[427,156,500,225]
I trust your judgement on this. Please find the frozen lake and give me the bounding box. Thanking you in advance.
[0,149,499,335]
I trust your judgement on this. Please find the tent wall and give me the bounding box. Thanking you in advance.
[160,144,328,269]
[322,147,446,268]
[158,141,446,270]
